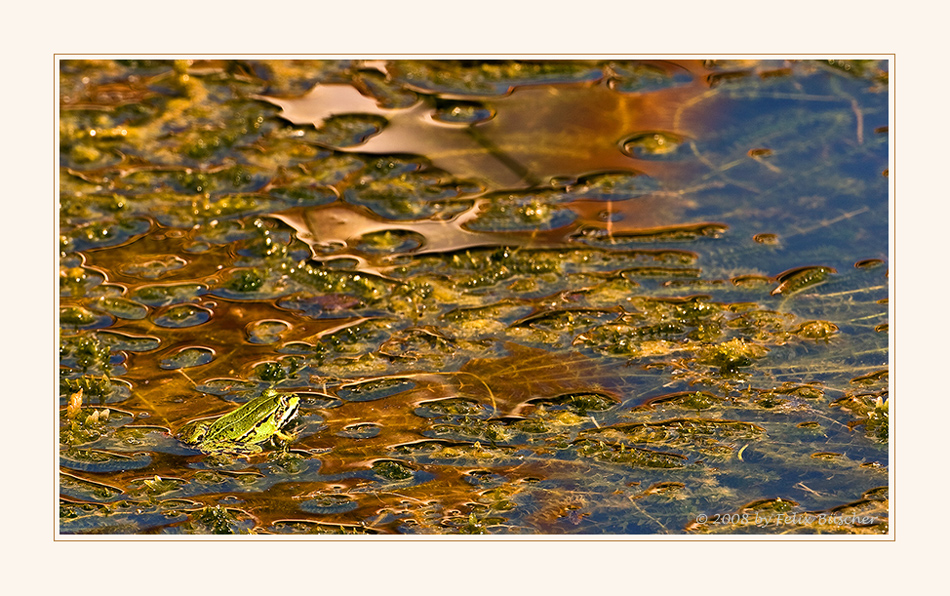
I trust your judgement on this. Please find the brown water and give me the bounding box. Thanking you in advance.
[59,59,889,535]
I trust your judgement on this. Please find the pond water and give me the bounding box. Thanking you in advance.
[58,58,889,535]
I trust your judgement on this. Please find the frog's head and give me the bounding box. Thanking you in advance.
[178,420,210,445]
[276,394,300,429]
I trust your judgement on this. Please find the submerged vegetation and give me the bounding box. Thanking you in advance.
[58,58,888,535]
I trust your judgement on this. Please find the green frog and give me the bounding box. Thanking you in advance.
[179,389,300,454]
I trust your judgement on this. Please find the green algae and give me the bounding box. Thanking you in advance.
[60,333,112,373]
[58,58,889,535]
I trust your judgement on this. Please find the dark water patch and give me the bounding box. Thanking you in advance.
[576,222,727,246]
[60,306,114,330]
[792,320,839,340]
[463,199,577,233]
[854,258,885,269]
[511,307,621,333]
[622,131,686,159]
[119,254,188,279]
[270,519,380,534]
[621,266,702,279]
[770,266,837,296]
[60,500,189,535]
[59,376,132,406]
[607,61,695,94]
[386,60,605,96]
[93,426,193,455]
[151,303,213,328]
[165,505,259,535]
[60,448,152,473]
[245,319,290,344]
[371,459,416,481]
[277,292,365,318]
[312,114,387,147]
[299,494,360,515]
[387,439,515,465]
[60,472,124,502]
[732,274,772,289]
[268,184,337,207]
[427,415,553,446]
[122,164,271,196]
[91,296,149,320]
[213,267,268,297]
[463,469,508,487]
[431,101,495,125]
[193,219,260,245]
[753,233,779,245]
[414,397,494,420]
[132,283,208,307]
[195,378,260,396]
[343,189,473,221]
[336,422,382,439]
[354,68,421,109]
[128,475,188,497]
[249,357,305,383]
[442,301,535,327]
[59,266,105,297]
[355,229,425,253]
[293,391,343,410]
[567,170,662,200]
[336,377,417,402]
[572,438,689,469]
[159,347,215,370]
[526,391,620,415]
[59,333,116,374]
[61,217,151,252]
[584,418,766,446]
[641,391,725,411]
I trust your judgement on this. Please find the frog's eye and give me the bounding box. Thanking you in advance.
[191,424,208,442]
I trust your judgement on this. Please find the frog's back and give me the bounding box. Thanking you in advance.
[201,394,279,442]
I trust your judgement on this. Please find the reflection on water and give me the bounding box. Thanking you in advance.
[262,66,705,189]
[59,58,889,535]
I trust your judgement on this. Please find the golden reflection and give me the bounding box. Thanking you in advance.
[261,63,714,190]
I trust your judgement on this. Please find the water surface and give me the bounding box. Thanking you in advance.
[59,58,889,535]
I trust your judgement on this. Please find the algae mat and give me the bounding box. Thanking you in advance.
[58,58,889,535]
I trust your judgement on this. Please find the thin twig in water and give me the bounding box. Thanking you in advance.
[795,482,824,497]
[851,98,864,145]
[784,206,870,238]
